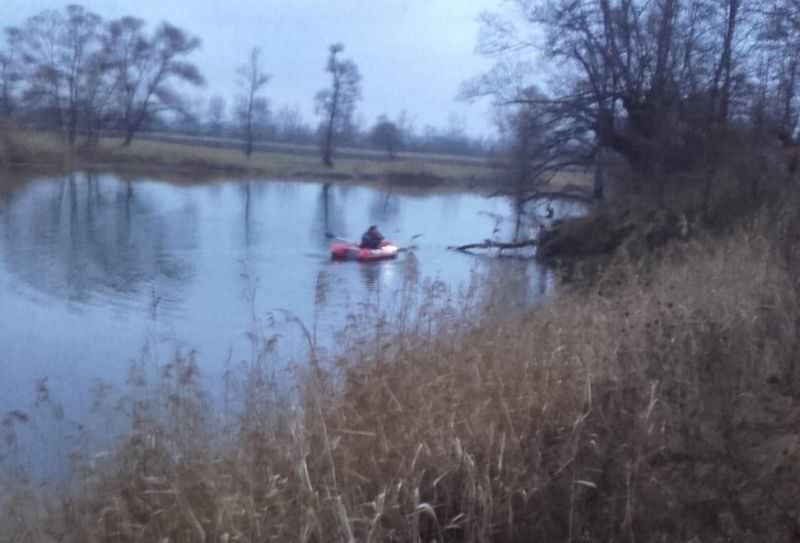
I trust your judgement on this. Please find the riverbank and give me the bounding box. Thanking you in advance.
[2,178,799,540]
[0,126,495,186]
[0,126,594,193]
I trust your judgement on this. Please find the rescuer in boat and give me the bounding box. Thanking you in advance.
[360,225,384,249]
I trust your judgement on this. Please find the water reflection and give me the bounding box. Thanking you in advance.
[368,188,400,224]
[0,171,563,420]
[315,182,345,245]
[242,182,254,248]
[1,173,195,309]
[0,170,578,478]
[358,261,382,290]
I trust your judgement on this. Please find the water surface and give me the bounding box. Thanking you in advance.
[0,172,560,420]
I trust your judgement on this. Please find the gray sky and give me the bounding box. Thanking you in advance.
[3,0,500,137]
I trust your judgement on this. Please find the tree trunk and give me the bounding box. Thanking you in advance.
[781,56,799,136]
[244,86,255,157]
[244,105,253,157]
[323,113,335,167]
[123,127,135,146]
[593,153,605,202]
[716,0,739,125]
[323,83,340,167]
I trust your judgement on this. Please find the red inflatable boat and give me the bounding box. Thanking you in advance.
[330,240,399,262]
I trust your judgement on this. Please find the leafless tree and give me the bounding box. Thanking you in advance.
[369,115,401,158]
[104,18,204,145]
[710,0,742,125]
[273,104,314,143]
[0,29,22,117]
[14,10,68,132]
[206,94,226,136]
[0,5,206,146]
[61,5,105,145]
[465,0,783,205]
[315,43,361,167]
[236,48,270,157]
[12,6,106,145]
[396,109,415,144]
[758,0,800,138]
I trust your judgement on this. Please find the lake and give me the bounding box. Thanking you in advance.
[0,172,565,427]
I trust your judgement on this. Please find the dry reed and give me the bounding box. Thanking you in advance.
[2,203,799,542]
[2,145,800,540]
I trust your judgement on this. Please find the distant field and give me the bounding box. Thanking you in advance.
[1,126,591,190]
[89,135,502,188]
[122,131,491,166]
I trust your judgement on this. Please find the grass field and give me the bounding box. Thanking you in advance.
[0,126,493,185]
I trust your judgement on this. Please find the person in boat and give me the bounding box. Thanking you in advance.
[360,225,384,249]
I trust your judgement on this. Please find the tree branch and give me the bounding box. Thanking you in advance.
[448,238,538,253]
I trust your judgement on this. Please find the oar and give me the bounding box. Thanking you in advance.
[325,232,357,245]
[398,233,424,252]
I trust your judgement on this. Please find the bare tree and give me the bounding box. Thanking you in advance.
[315,43,361,167]
[13,6,106,145]
[0,6,207,145]
[273,104,314,143]
[396,109,415,145]
[465,0,775,206]
[82,21,123,145]
[169,95,204,134]
[105,18,204,145]
[14,10,67,133]
[206,95,226,136]
[710,0,742,124]
[758,0,800,138]
[369,115,401,158]
[61,5,104,145]
[236,48,270,157]
[0,29,22,117]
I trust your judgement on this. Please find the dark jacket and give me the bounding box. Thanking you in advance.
[360,230,384,249]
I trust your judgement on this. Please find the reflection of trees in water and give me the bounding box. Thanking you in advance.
[241,182,254,249]
[0,173,196,305]
[238,180,272,250]
[0,170,38,206]
[368,189,400,225]
[314,183,346,245]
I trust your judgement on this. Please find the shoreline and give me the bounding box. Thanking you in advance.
[0,128,591,192]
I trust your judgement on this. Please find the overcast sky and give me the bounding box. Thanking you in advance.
[3,0,501,137]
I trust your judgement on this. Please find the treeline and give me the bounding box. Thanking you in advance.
[469,0,800,199]
[0,5,492,159]
[0,6,204,147]
[167,104,492,157]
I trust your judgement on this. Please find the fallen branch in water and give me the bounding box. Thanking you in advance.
[448,238,538,253]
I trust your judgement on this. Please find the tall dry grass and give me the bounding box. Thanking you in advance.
[2,189,800,542]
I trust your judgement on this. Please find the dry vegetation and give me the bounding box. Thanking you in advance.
[0,124,70,168]
[2,174,799,541]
